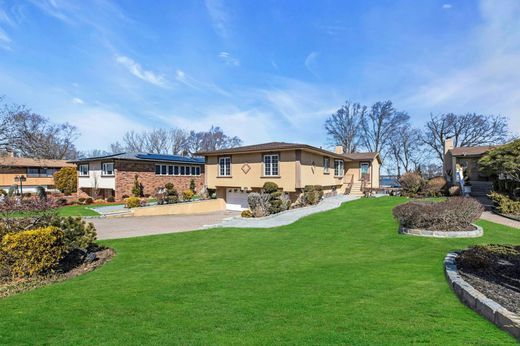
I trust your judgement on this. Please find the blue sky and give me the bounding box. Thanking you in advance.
[0,0,519,151]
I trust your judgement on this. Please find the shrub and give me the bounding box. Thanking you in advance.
[132,175,143,197]
[78,197,86,203]
[0,197,59,237]
[0,226,65,278]
[182,189,194,201]
[94,199,105,204]
[190,179,196,193]
[165,183,174,190]
[448,186,461,196]
[122,194,129,199]
[50,217,96,252]
[0,188,6,196]
[392,197,483,232]
[263,182,279,194]
[458,244,520,271]
[424,176,447,197]
[241,210,253,218]
[53,167,77,195]
[399,172,424,196]
[35,186,46,200]
[301,185,324,206]
[106,196,115,203]
[488,192,520,215]
[85,197,94,205]
[248,192,271,217]
[125,197,141,208]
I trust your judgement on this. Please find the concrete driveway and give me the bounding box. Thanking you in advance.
[90,210,240,240]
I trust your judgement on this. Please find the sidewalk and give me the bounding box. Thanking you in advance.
[480,211,520,229]
[204,195,359,229]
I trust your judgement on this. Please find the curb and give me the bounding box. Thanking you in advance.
[399,224,483,238]
[444,252,520,341]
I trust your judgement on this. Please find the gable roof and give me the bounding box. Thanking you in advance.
[69,153,204,165]
[449,146,496,157]
[0,157,73,168]
[343,152,382,164]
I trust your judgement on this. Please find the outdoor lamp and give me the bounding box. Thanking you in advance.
[14,175,27,195]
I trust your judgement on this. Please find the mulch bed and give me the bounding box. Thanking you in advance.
[458,255,520,315]
[0,248,115,298]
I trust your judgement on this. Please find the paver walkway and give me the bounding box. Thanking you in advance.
[480,211,520,229]
[205,195,359,229]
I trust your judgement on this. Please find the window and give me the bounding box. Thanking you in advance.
[180,166,185,175]
[102,162,114,176]
[161,165,167,175]
[323,157,330,174]
[27,167,40,177]
[334,160,344,176]
[79,164,89,177]
[263,154,279,176]
[46,168,57,177]
[191,167,196,175]
[168,165,174,175]
[155,165,161,175]
[185,166,191,175]
[195,167,201,176]
[174,166,179,175]
[219,157,231,176]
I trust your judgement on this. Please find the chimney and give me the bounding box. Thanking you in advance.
[335,145,344,154]
[444,138,454,154]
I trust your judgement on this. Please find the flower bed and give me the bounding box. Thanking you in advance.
[393,197,483,235]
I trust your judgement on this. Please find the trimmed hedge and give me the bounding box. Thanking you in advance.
[0,226,65,278]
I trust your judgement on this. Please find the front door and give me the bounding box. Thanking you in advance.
[360,162,370,181]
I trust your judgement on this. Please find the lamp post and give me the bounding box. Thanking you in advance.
[14,175,27,196]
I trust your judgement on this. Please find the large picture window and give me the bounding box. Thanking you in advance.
[264,154,279,176]
[334,159,344,176]
[219,157,231,176]
[154,164,202,176]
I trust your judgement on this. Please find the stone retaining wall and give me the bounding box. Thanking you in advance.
[444,252,520,341]
[399,224,483,238]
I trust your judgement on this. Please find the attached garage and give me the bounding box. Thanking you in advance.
[225,188,249,211]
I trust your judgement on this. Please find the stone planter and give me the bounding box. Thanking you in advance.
[444,252,520,341]
[399,223,483,238]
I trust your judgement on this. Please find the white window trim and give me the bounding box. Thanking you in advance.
[334,159,344,177]
[79,164,89,177]
[219,157,231,176]
[101,162,115,176]
[323,157,330,174]
[263,154,279,176]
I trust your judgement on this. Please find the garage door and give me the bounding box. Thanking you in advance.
[226,189,249,211]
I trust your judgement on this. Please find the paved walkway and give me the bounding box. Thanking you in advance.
[480,211,520,229]
[91,210,240,240]
[205,195,359,229]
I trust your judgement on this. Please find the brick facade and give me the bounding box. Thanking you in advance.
[114,161,205,200]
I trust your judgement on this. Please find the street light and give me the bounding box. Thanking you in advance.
[14,175,27,196]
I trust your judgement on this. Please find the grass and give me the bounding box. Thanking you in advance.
[0,197,519,345]
[56,205,101,217]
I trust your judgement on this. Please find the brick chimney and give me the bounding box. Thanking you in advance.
[335,145,344,154]
[444,138,454,154]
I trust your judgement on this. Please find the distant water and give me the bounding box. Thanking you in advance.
[380,176,400,187]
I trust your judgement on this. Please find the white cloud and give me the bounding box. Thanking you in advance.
[402,0,520,134]
[71,97,84,104]
[218,51,240,66]
[442,4,453,9]
[175,69,230,96]
[205,0,230,38]
[304,51,319,77]
[115,55,168,87]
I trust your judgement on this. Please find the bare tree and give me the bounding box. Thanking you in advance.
[389,126,423,175]
[422,113,510,163]
[324,101,366,153]
[361,101,409,158]
[169,128,190,155]
[110,141,125,154]
[187,126,242,154]
[121,131,146,153]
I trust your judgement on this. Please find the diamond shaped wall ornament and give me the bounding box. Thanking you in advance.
[241,163,251,174]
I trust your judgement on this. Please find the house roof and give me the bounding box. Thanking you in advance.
[343,152,382,164]
[0,157,73,168]
[69,152,204,165]
[196,142,380,162]
[449,146,496,157]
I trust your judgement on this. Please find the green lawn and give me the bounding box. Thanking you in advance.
[56,205,101,217]
[1,197,519,344]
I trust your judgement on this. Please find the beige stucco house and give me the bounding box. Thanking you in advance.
[443,138,497,183]
[197,142,381,209]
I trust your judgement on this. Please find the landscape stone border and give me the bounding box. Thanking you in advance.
[444,252,520,341]
[399,224,483,238]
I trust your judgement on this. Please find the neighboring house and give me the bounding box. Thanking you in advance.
[196,142,381,209]
[443,138,497,184]
[70,153,205,200]
[0,155,73,193]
